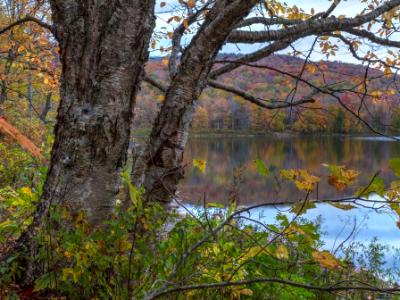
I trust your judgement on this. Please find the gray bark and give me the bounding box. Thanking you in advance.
[27,71,33,119]
[39,92,52,123]
[41,0,155,223]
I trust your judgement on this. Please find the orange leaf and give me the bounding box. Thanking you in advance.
[0,117,46,163]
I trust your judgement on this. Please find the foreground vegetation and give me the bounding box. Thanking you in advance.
[2,148,400,299]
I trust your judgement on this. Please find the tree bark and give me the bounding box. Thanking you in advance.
[18,0,155,283]
[41,0,155,223]
[135,0,257,204]
[39,92,52,123]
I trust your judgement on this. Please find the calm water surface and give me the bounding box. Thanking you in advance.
[178,135,400,252]
[180,135,400,203]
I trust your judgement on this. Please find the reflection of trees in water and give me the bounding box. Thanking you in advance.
[179,136,400,204]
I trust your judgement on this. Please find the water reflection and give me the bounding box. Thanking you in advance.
[179,135,400,204]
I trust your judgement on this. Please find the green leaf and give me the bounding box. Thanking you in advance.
[389,158,400,177]
[207,202,224,209]
[291,200,316,215]
[35,273,56,291]
[254,159,269,176]
[121,170,142,210]
[356,176,385,198]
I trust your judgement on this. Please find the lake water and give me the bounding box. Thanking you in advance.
[178,135,400,256]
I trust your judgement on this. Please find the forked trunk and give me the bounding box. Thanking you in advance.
[135,0,257,204]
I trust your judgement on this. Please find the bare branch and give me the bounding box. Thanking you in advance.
[168,2,212,77]
[149,277,400,299]
[235,16,303,28]
[208,79,316,109]
[312,0,342,19]
[144,74,168,92]
[210,39,294,78]
[344,28,400,48]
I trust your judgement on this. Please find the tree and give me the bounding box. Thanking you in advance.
[332,107,345,133]
[141,0,400,204]
[0,0,156,283]
[133,0,259,203]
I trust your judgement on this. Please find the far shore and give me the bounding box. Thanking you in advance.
[132,128,393,139]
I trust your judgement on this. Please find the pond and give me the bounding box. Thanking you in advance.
[178,135,400,256]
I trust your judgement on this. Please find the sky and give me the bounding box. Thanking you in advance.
[152,0,392,65]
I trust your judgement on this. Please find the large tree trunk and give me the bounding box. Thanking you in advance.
[42,0,155,223]
[18,0,155,283]
[135,0,256,204]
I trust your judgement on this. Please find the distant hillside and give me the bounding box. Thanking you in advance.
[134,54,400,134]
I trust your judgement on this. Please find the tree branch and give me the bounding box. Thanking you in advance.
[144,74,316,109]
[0,15,54,35]
[208,79,316,109]
[235,16,303,28]
[227,0,400,44]
[210,39,294,78]
[144,74,168,92]
[148,278,400,299]
[344,28,400,48]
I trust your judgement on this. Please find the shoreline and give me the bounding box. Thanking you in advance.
[132,129,388,139]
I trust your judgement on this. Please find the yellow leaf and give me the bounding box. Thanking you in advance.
[17,45,25,53]
[162,58,169,66]
[306,64,317,74]
[275,244,289,260]
[239,289,253,296]
[370,90,382,98]
[312,250,340,269]
[193,159,207,173]
[384,67,393,76]
[280,169,320,191]
[20,187,33,197]
[183,19,189,29]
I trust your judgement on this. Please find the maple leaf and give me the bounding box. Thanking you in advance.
[323,164,359,191]
[193,159,206,173]
[280,169,320,191]
[312,250,340,269]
